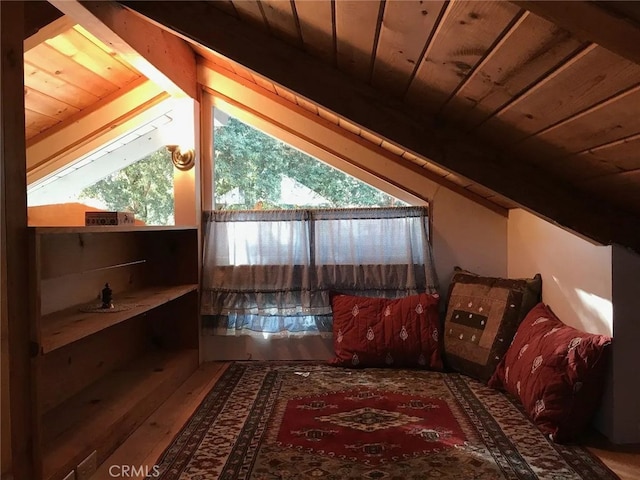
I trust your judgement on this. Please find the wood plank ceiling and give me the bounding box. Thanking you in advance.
[24,18,142,142]
[199,0,640,215]
[22,0,640,252]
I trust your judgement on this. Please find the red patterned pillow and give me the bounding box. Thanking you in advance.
[330,292,442,370]
[489,303,612,443]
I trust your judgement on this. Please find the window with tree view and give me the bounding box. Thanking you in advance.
[202,108,432,338]
[27,112,176,226]
[213,109,406,209]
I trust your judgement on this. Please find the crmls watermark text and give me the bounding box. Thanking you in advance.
[108,465,161,477]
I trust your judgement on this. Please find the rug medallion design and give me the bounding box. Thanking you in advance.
[148,362,618,479]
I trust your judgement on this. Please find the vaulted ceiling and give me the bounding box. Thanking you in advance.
[22,1,640,252]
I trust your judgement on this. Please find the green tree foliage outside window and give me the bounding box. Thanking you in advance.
[214,116,403,209]
[80,149,174,225]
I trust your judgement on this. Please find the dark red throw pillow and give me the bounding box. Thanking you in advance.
[489,303,612,443]
[330,292,442,370]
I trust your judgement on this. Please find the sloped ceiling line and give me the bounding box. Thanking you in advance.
[513,0,640,66]
[120,0,640,252]
[49,0,198,99]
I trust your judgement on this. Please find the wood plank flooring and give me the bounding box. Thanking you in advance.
[94,361,640,480]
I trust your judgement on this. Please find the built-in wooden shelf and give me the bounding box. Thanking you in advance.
[42,348,198,480]
[29,227,200,480]
[40,284,198,354]
[31,225,198,234]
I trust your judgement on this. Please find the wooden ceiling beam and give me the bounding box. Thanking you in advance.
[1,2,36,478]
[121,0,640,251]
[512,1,640,66]
[47,0,197,99]
[24,10,74,52]
[24,1,64,40]
[27,78,168,183]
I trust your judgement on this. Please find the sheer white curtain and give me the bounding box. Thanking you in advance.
[201,207,438,337]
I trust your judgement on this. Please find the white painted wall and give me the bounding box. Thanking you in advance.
[431,187,507,293]
[507,209,613,336]
[506,209,640,443]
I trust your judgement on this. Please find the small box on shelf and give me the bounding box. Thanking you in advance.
[85,211,135,226]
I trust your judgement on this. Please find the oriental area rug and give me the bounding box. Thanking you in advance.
[149,362,618,480]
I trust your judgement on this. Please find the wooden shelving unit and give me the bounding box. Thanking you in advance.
[29,227,200,480]
[41,284,197,353]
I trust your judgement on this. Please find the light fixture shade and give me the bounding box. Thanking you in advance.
[167,145,195,171]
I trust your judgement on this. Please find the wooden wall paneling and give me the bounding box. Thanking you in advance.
[209,0,237,18]
[142,229,198,287]
[477,45,640,145]
[24,1,64,41]
[24,109,59,137]
[45,27,141,87]
[371,0,445,96]
[581,170,640,213]
[274,84,297,104]
[570,134,640,173]
[538,153,622,184]
[25,126,40,139]
[147,292,199,351]
[441,11,584,129]
[38,231,143,280]
[231,0,267,29]
[405,0,521,114]
[200,62,508,215]
[26,78,167,181]
[195,48,238,75]
[24,87,80,122]
[465,183,496,199]
[23,61,100,110]
[296,96,319,115]
[26,43,119,98]
[260,0,301,46]
[1,2,35,478]
[380,140,404,156]
[133,1,640,249]
[317,107,339,125]
[518,85,640,158]
[38,317,148,413]
[422,161,453,178]
[294,0,335,65]
[513,0,640,66]
[251,73,277,94]
[485,195,518,209]
[338,117,361,135]
[24,15,76,52]
[41,348,198,480]
[229,62,256,83]
[401,151,428,167]
[30,226,199,480]
[37,230,147,315]
[40,263,148,316]
[360,129,384,147]
[335,0,383,82]
[50,0,198,99]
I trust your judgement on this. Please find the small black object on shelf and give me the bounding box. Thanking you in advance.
[101,283,114,309]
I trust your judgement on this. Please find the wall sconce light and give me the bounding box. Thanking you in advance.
[167,145,195,171]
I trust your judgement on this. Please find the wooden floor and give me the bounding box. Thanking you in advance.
[95,361,640,480]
